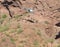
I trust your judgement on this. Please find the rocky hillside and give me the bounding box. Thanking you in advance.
[0,0,60,47]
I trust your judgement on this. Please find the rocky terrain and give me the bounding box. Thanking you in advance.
[0,0,60,47]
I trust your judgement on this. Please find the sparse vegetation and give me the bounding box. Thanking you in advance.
[0,18,4,24]
[14,15,22,19]
[2,14,7,18]
[5,33,10,37]
[17,28,23,34]
[37,30,41,36]
[0,14,7,24]
[10,29,16,33]
[0,0,60,47]
[19,40,26,44]
[47,39,54,43]
[0,25,9,32]
[44,21,49,24]
[2,38,6,42]
[18,45,24,47]
[33,40,39,47]
[17,23,21,28]
[10,38,16,44]
[57,44,60,47]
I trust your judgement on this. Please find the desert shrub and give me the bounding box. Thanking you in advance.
[17,28,23,34]
[2,38,6,42]
[10,38,16,44]
[44,21,49,24]
[0,18,4,24]
[10,29,16,33]
[33,40,39,47]
[0,25,9,32]
[0,14,7,24]
[2,14,7,18]
[37,30,41,36]
[14,15,22,19]
[57,44,60,47]
[47,39,54,43]
[18,45,24,47]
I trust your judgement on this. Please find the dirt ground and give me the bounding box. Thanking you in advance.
[0,0,60,47]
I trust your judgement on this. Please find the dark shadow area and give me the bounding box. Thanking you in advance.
[57,8,60,12]
[1,0,13,17]
[22,0,26,1]
[12,0,22,8]
[26,19,35,23]
[55,22,60,27]
[55,32,60,39]
[0,0,22,18]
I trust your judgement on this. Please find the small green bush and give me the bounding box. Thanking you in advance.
[44,21,49,24]
[2,14,7,18]
[0,19,4,24]
[0,14,7,24]
[0,25,9,32]
[0,23,9,32]
[2,38,6,42]
[17,28,23,34]
[10,38,15,44]
[33,40,39,47]
[37,29,41,36]
[14,15,22,19]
